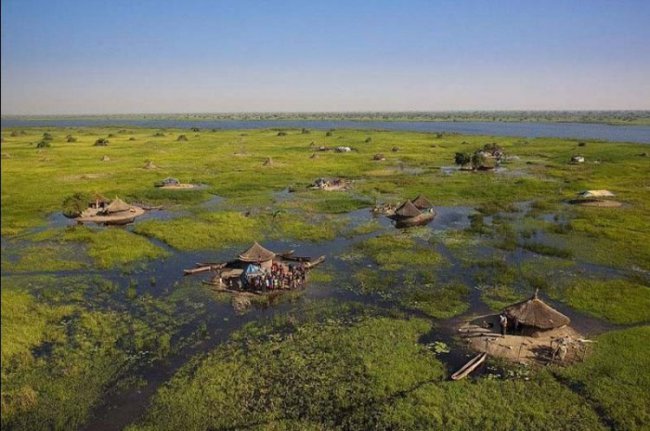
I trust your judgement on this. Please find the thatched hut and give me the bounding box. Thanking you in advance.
[411,194,432,210]
[393,200,422,219]
[101,197,132,215]
[504,291,570,334]
[238,242,276,270]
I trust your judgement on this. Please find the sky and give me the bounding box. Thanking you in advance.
[1,0,650,115]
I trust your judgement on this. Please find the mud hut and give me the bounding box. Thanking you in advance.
[571,190,621,207]
[238,242,276,270]
[577,190,615,199]
[155,177,180,188]
[570,155,585,164]
[503,290,570,334]
[411,194,432,210]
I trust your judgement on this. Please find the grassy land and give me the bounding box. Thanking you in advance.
[128,302,618,431]
[2,126,649,429]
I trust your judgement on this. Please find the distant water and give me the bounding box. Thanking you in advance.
[2,118,650,143]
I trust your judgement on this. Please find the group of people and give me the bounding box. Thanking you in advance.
[498,313,520,336]
[226,262,307,291]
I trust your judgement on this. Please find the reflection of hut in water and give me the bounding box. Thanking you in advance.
[503,290,570,336]
[238,242,276,270]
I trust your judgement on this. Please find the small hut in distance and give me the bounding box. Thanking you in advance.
[155,177,180,188]
[503,290,570,335]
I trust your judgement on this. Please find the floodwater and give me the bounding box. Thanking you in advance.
[2,119,650,143]
[2,202,631,431]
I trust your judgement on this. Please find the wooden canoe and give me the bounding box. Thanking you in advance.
[304,255,326,269]
[280,254,314,263]
[451,352,487,381]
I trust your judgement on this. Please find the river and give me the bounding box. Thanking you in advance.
[2,119,650,144]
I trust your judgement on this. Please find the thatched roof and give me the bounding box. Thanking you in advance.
[394,200,422,218]
[411,195,432,209]
[238,242,275,263]
[578,190,615,199]
[103,197,131,214]
[504,291,570,330]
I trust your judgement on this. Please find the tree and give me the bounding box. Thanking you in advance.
[62,192,91,218]
[471,152,486,169]
[454,152,471,167]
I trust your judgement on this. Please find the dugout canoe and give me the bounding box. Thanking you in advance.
[451,352,487,381]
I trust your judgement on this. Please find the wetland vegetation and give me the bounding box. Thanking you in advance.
[1,126,649,430]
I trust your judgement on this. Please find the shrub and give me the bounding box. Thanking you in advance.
[364,137,372,143]
[62,192,91,218]
[277,131,287,136]
[94,138,109,146]
[36,140,51,148]
[325,131,333,137]
[66,136,77,143]
[42,132,53,141]
[454,152,471,166]
[177,135,188,141]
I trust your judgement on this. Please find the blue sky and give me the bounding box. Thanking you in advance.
[2,0,649,114]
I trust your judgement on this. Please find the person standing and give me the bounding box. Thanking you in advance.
[499,313,508,336]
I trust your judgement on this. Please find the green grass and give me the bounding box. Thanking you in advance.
[1,275,188,431]
[134,211,262,250]
[2,126,650,429]
[356,233,444,271]
[557,326,650,430]
[128,302,609,430]
[550,278,650,324]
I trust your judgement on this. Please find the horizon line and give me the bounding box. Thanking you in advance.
[3,109,650,118]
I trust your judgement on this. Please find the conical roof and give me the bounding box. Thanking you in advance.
[103,196,131,214]
[411,195,432,209]
[238,242,275,262]
[394,200,422,218]
[504,291,570,330]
